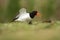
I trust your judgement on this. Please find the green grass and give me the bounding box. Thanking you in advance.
[0,21,60,40]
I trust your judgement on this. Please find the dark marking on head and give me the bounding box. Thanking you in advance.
[30,11,37,18]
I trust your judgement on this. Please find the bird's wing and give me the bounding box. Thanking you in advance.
[15,8,27,18]
[12,8,27,22]
[19,8,27,14]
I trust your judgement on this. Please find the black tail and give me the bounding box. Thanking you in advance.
[11,17,18,22]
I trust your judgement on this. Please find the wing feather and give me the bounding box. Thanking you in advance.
[12,8,27,22]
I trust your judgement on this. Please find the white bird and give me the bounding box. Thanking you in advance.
[12,8,40,24]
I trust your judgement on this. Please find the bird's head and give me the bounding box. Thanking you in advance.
[31,11,40,16]
[30,11,41,18]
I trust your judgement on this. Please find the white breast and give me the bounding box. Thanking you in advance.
[15,13,32,22]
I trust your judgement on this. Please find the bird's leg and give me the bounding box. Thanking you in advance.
[28,21,32,24]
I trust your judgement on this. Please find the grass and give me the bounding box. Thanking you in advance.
[0,21,60,40]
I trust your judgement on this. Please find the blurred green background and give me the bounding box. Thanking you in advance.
[0,0,60,40]
[0,0,58,23]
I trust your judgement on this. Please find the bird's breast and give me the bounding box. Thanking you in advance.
[15,13,32,21]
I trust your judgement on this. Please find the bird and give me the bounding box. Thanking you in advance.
[12,8,40,24]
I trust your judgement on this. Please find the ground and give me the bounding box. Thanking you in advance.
[0,21,60,40]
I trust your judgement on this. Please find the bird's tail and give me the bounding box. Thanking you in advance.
[11,17,18,22]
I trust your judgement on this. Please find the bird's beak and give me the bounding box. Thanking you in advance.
[36,12,40,17]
